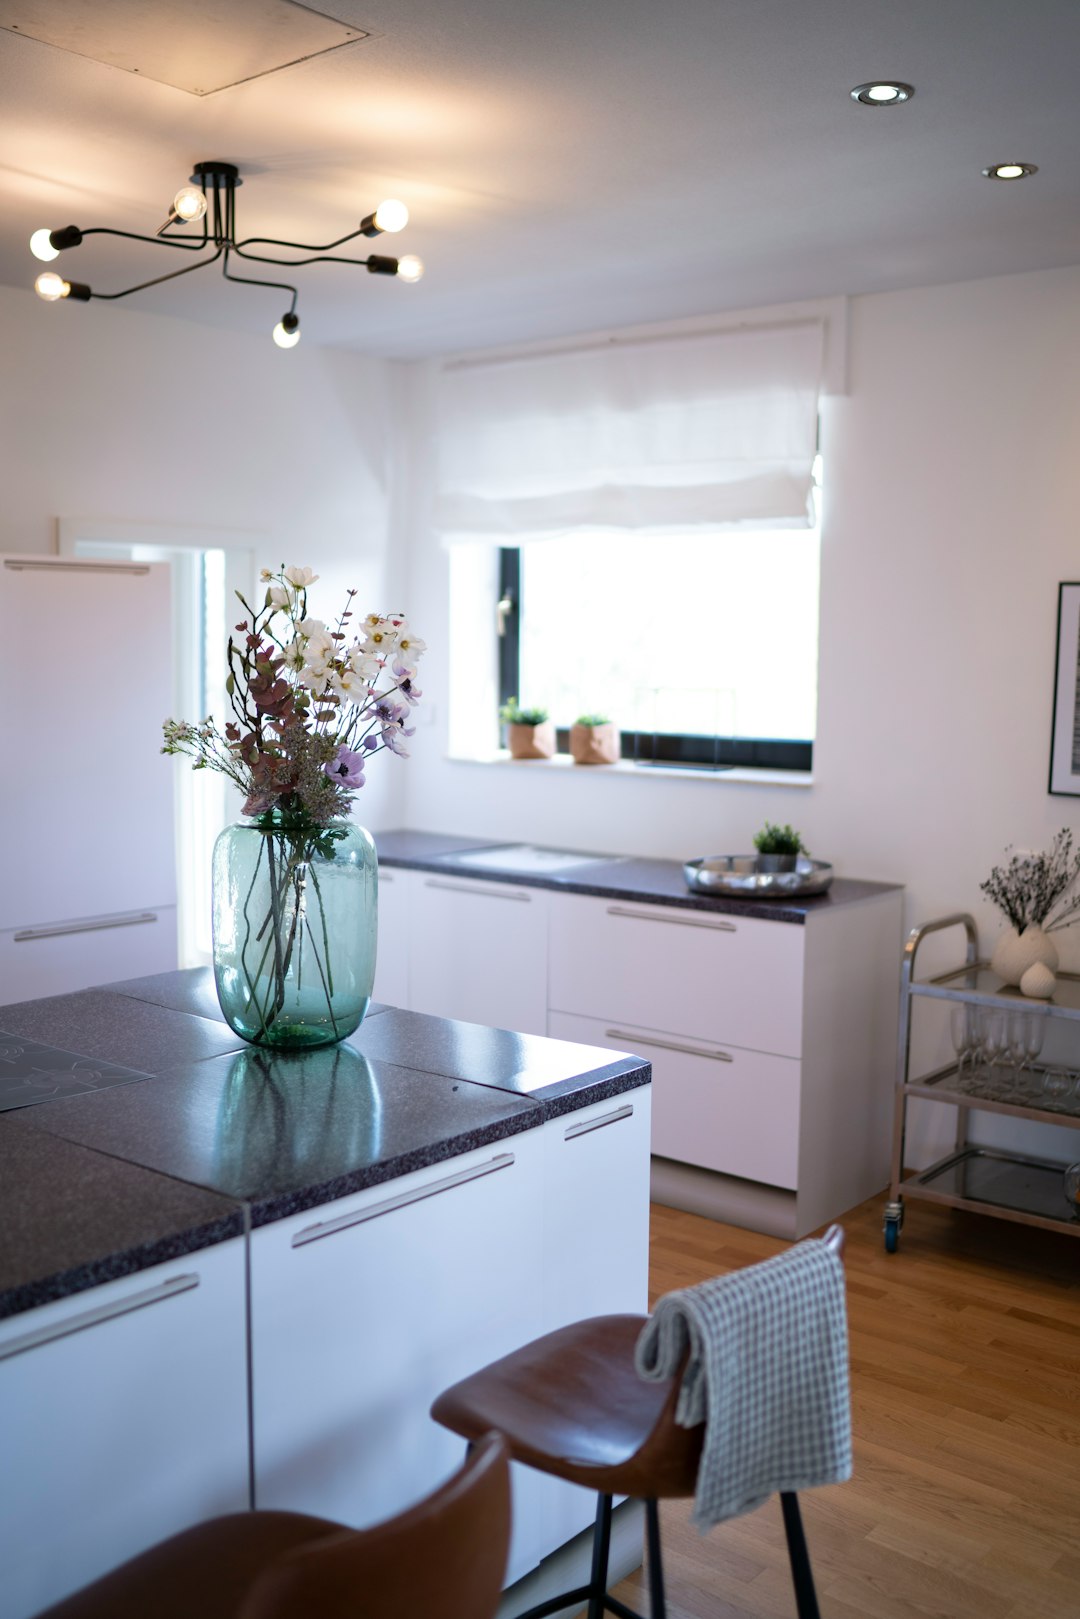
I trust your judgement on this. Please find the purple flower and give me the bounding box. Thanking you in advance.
[324,745,366,790]
[392,661,423,706]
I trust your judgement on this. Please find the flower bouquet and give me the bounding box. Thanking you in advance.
[980,829,1080,990]
[163,565,425,1048]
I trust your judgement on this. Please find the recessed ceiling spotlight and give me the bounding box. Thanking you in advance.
[982,162,1038,180]
[850,81,914,105]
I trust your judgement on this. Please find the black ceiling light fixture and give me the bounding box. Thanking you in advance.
[850,81,914,105]
[29,161,424,348]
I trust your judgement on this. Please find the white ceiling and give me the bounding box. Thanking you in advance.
[2,0,1079,358]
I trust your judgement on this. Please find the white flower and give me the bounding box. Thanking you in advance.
[298,660,331,692]
[284,566,319,589]
[268,585,290,610]
[283,640,307,672]
[362,620,399,653]
[349,648,381,681]
[396,629,426,661]
[259,568,274,582]
[330,667,368,704]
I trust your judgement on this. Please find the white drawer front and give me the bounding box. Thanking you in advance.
[548,1011,801,1189]
[548,892,805,1058]
[0,905,178,1004]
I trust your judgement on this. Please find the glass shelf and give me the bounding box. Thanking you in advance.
[911,962,1080,1019]
[905,1147,1080,1235]
[905,1061,1080,1126]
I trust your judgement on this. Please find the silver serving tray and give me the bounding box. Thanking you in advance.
[683,855,834,899]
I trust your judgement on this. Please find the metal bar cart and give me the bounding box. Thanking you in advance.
[885,913,1080,1251]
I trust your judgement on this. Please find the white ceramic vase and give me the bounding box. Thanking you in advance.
[990,924,1059,987]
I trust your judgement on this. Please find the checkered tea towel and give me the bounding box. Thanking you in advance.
[634,1238,852,1529]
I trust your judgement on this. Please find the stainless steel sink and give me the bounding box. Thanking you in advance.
[446,844,609,875]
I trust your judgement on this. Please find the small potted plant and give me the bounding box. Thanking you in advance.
[499,697,555,760]
[569,712,620,766]
[753,821,807,874]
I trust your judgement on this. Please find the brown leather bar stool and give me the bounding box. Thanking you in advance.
[33,1431,510,1619]
[431,1230,845,1619]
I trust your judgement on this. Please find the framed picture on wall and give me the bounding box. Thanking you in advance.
[1049,583,1080,795]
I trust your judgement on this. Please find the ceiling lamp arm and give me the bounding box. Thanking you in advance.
[234,226,368,254]
[89,243,225,301]
[222,253,299,312]
[79,223,211,253]
[231,243,387,270]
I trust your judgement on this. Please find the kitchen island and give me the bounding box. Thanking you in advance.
[0,970,651,1619]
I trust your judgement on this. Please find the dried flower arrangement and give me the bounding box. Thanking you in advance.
[980,829,1080,935]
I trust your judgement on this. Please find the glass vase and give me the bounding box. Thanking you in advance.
[212,813,377,1050]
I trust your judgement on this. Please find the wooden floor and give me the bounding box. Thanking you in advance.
[607,1194,1080,1619]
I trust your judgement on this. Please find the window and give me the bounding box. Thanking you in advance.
[496,475,820,772]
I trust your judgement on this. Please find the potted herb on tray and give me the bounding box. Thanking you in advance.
[753,821,807,873]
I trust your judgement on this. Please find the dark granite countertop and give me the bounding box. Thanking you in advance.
[0,1116,244,1321]
[0,970,649,1320]
[372,830,901,924]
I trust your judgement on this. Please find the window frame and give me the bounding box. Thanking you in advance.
[496,544,814,774]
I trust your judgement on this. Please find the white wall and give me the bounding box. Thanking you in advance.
[0,284,410,833]
[398,263,1080,1165]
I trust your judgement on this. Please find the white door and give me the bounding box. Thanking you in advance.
[372,867,411,1008]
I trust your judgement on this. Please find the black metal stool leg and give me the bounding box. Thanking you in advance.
[780,1492,821,1619]
[644,1499,666,1619]
[587,1493,613,1619]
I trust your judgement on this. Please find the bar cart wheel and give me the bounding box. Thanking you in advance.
[883,1199,903,1253]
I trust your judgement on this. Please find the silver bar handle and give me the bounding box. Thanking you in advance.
[564,1103,633,1140]
[293,1153,516,1247]
[605,1028,734,1062]
[606,905,735,933]
[15,911,158,943]
[423,879,531,903]
[3,559,151,574]
[0,1273,198,1362]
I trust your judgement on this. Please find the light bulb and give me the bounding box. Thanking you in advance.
[34,272,67,301]
[30,229,59,262]
[273,318,301,349]
[373,198,409,233]
[172,185,207,222]
[866,84,900,101]
[396,254,424,283]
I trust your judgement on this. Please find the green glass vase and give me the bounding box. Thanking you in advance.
[212,813,377,1050]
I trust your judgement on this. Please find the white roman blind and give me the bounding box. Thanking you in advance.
[436,319,824,545]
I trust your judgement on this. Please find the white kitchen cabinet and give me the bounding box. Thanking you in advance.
[249,1131,553,1586]
[409,872,549,1036]
[536,1089,653,1550]
[0,1239,249,1619]
[0,556,177,1000]
[372,866,411,1008]
[548,894,805,1058]
[0,905,178,1004]
[549,1011,800,1189]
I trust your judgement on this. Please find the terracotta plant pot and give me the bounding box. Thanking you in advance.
[569,722,620,766]
[507,720,556,760]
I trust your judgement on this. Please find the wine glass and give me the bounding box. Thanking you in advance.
[1043,1069,1072,1111]
[950,1004,977,1089]
[981,1011,1008,1098]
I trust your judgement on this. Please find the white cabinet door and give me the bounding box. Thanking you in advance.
[250,1132,550,1586]
[538,1089,653,1551]
[549,1012,801,1189]
[0,1240,249,1619]
[0,558,176,933]
[548,892,806,1059]
[409,875,548,1036]
[372,868,410,1008]
[0,905,178,1004]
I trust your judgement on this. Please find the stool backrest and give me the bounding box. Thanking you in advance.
[239,1432,511,1619]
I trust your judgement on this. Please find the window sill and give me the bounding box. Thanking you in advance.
[446,751,814,787]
